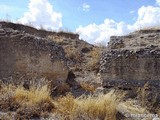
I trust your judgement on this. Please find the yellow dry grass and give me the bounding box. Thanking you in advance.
[13,85,52,104]
[0,82,55,110]
[0,81,153,120]
[56,90,121,120]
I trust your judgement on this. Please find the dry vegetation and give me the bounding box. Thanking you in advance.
[65,47,82,62]
[56,91,120,120]
[0,81,155,120]
[79,81,97,92]
[48,35,64,45]
[0,82,55,119]
[87,47,102,71]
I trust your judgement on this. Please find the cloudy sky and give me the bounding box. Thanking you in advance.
[0,0,160,45]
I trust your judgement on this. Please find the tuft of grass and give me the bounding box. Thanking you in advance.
[0,82,55,119]
[56,90,121,120]
[13,85,52,105]
[55,93,76,119]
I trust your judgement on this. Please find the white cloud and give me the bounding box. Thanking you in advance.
[134,6,160,29]
[156,0,160,5]
[18,0,62,30]
[76,19,134,45]
[82,3,90,11]
[76,2,160,45]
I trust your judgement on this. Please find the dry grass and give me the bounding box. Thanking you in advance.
[80,82,97,92]
[138,83,150,107]
[56,90,122,120]
[118,100,147,114]
[117,100,155,120]
[0,81,153,120]
[0,82,55,119]
[64,47,82,63]
[48,35,64,45]
[87,47,101,71]
[55,90,152,120]
[13,85,51,104]
[0,80,53,105]
[136,83,160,113]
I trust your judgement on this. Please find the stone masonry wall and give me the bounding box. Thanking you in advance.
[0,27,69,84]
[100,47,160,81]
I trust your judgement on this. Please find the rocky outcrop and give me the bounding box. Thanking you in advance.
[0,27,69,87]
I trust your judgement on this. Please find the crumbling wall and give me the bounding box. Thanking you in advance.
[100,47,160,81]
[100,30,160,111]
[0,27,69,84]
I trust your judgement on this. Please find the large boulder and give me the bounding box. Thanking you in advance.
[0,27,69,86]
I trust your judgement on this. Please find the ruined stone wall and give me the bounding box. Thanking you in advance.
[100,29,160,82]
[0,27,69,84]
[100,30,160,111]
[100,47,160,81]
[100,47,160,111]
[108,29,160,49]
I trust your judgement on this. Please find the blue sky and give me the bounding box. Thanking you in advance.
[51,0,155,30]
[0,0,160,44]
